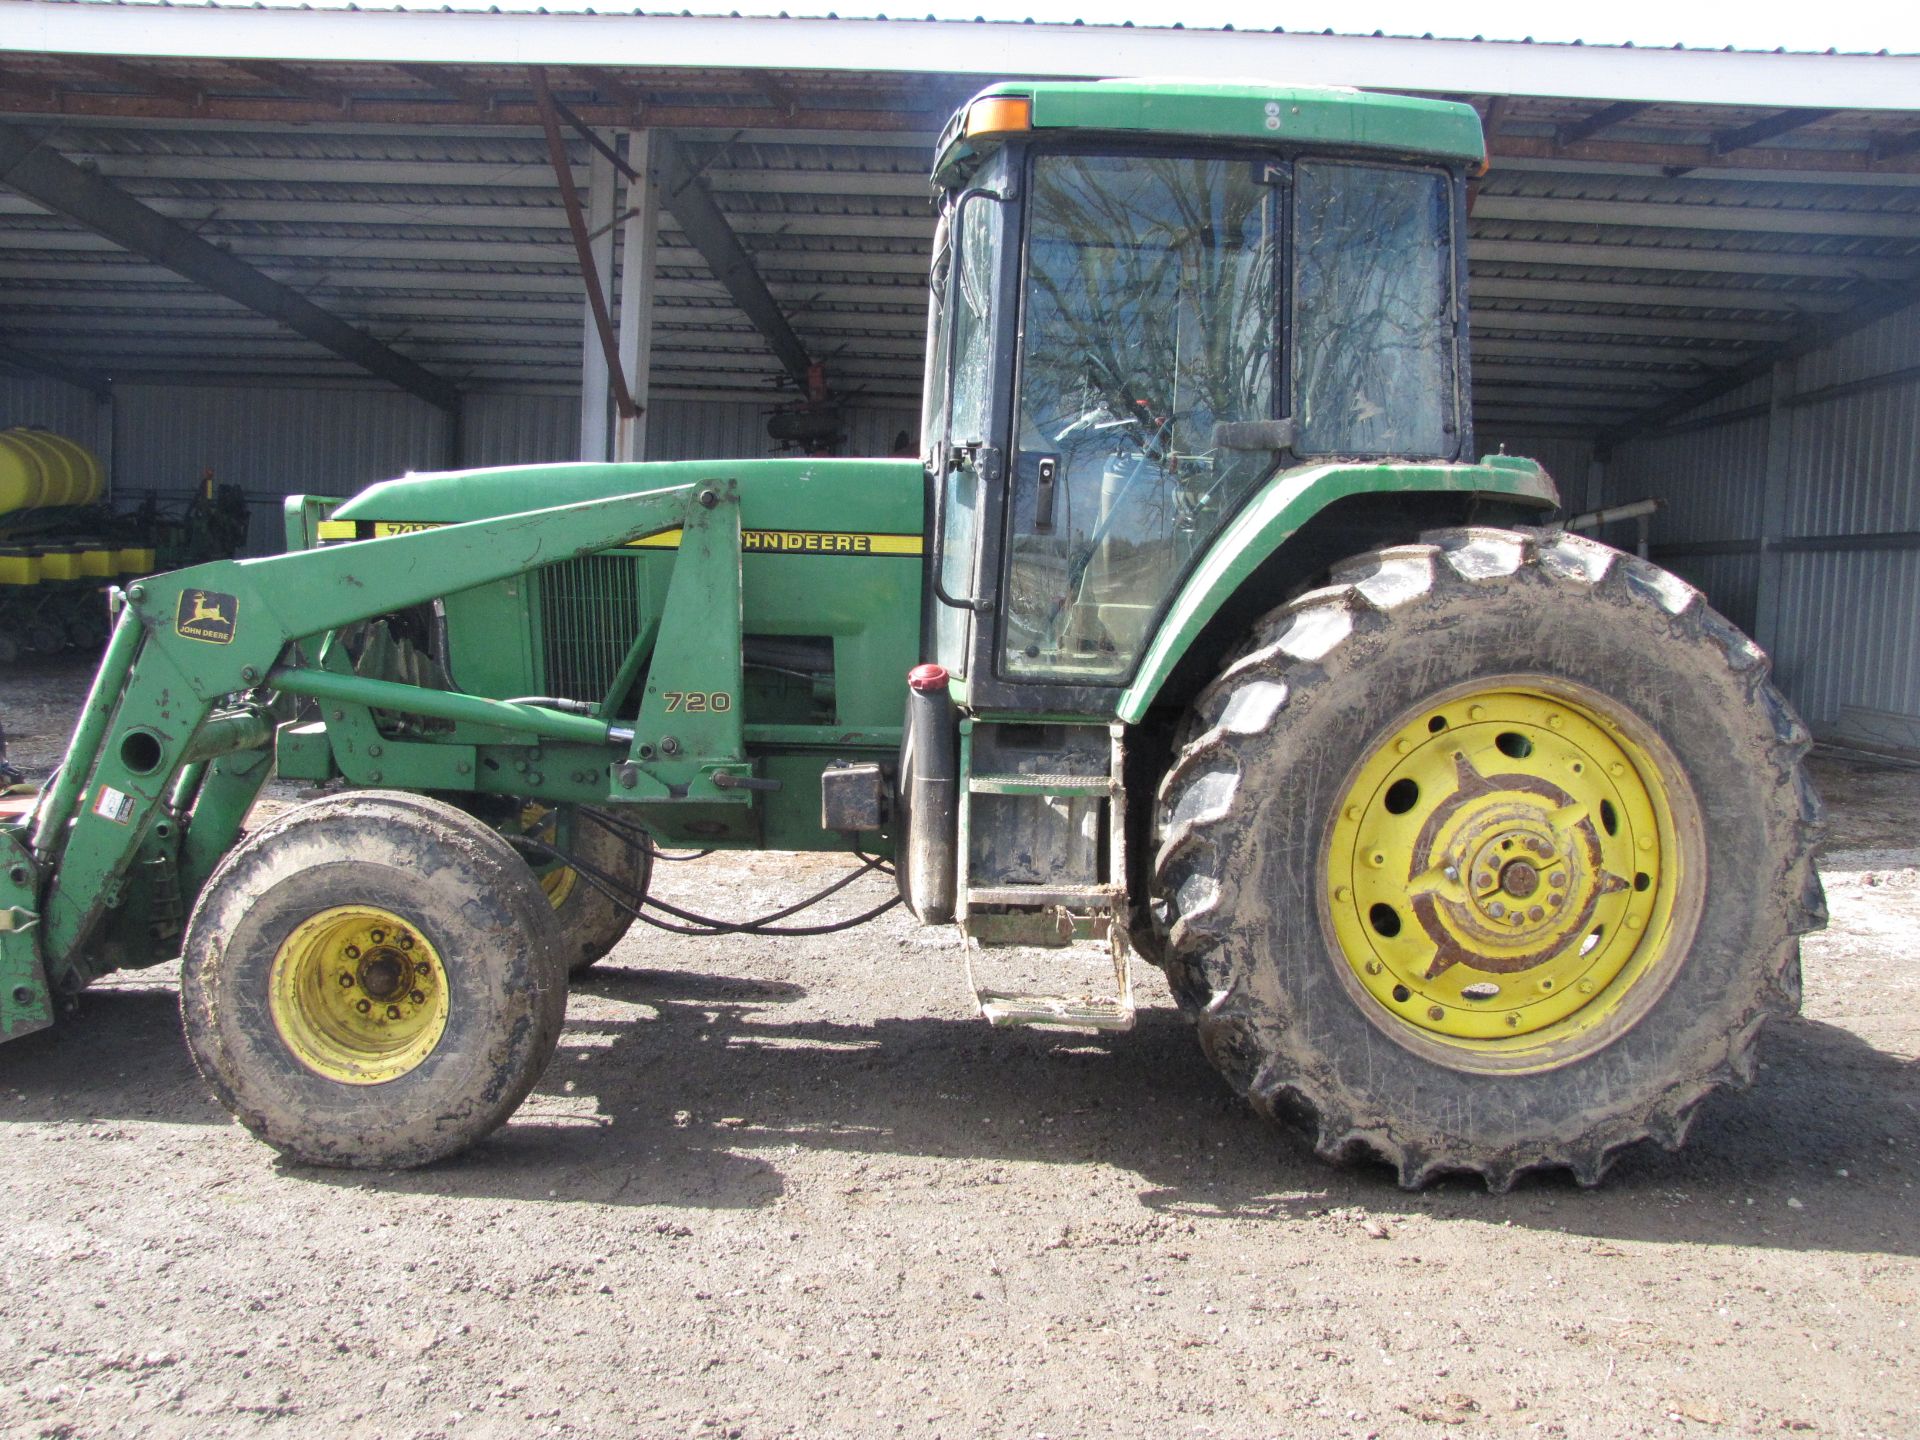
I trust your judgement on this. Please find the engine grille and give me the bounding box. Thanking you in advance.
[538,554,641,706]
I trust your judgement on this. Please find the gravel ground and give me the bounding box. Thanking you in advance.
[2,655,1917,1440]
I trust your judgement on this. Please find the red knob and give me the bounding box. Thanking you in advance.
[907,663,950,693]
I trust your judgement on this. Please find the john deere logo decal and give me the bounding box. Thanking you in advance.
[175,589,238,645]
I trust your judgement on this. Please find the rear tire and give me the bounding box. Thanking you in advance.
[180,790,569,1168]
[1152,527,1825,1190]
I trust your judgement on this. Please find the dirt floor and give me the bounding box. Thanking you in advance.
[2,654,1917,1440]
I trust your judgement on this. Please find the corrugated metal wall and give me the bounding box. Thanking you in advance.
[53,382,920,554]
[1,371,110,466]
[1602,304,1920,751]
[461,393,919,469]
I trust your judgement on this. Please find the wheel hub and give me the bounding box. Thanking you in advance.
[269,906,449,1085]
[1326,686,1682,1056]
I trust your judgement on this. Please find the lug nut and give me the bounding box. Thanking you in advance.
[1427,1005,1444,1022]
[1505,1013,1521,1028]
[370,929,385,944]
[1487,901,1505,918]
[415,961,431,976]
[344,944,360,959]
[409,990,425,1004]
[386,1005,402,1020]
[398,934,414,950]
[355,999,371,1014]
[1364,959,1382,976]
[338,973,354,988]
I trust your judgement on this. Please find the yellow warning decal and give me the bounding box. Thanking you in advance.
[625,529,683,549]
[314,520,357,541]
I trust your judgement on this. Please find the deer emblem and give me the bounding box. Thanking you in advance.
[188,591,227,626]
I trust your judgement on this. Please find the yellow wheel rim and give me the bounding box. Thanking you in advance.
[521,802,577,911]
[1324,681,1696,1070]
[268,905,451,1085]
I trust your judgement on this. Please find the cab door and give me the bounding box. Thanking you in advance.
[922,154,1012,684]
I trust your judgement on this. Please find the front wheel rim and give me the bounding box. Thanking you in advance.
[1323,679,1699,1072]
[268,905,451,1084]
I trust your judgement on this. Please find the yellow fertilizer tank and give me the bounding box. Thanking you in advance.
[0,427,105,518]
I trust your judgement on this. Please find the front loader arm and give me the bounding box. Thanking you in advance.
[5,483,698,1028]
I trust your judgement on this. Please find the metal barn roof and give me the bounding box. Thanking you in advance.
[2,6,1918,446]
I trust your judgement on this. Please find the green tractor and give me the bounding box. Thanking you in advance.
[0,80,1823,1189]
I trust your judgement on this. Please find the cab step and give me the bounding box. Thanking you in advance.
[957,721,1134,1032]
[975,990,1136,1031]
[965,772,1115,797]
[965,883,1122,909]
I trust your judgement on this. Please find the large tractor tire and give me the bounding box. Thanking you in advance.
[1152,527,1824,1191]
[518,805,651,976]
[180,790,569,1168]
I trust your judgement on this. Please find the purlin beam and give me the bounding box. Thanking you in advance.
[1712,107,1840,157]
[0,333,112,399]
[1597,273,1920,452]
[1555,101,1651,150]
[0,126,461,412]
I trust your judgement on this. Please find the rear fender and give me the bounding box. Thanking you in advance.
[1116,457,1558,724]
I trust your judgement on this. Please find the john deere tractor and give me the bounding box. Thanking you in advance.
[0,80,1823,1189]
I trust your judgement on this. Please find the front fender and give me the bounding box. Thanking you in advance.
[1115,456,1558,724]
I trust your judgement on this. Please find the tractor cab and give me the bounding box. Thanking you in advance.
[919,81,1482,713]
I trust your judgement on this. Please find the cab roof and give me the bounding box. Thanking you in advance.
[932,78,1485,187]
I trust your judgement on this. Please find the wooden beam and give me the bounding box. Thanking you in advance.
[751,71,802,119]
[1870,128,1920,164]
[229,60,353,112]
[570,66,646,116]
[67,56,203,109]
[390,63,495,111]
[1488,132,1920,179]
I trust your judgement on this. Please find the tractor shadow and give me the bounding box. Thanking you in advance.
[0,978,227,1125]
[7,958,1913,1256]
[378,959,1920,1257]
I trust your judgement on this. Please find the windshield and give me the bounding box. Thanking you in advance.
[1002,150,1457,684]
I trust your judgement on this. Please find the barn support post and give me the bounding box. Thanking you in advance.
[614,129,658,463]
[1753,357,1798,657]
[577,133,619,462]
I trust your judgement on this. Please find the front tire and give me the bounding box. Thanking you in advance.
[181,790,569,1168]
[519,805,651,975]
[1152,527,1825,1190]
